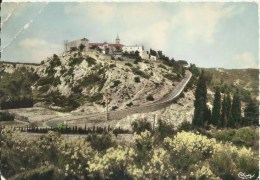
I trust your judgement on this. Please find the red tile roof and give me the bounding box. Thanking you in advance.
[89,43,125,47]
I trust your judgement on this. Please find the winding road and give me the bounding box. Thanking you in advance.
[45,70,192,127]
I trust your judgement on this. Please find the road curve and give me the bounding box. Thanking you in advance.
[45,70,192,127]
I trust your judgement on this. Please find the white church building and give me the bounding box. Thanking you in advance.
[64,34,149,59]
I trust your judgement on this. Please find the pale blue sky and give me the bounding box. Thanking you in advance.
[1,2,259,69]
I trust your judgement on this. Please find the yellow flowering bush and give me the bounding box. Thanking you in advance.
[1,127,258,179]
[1,128,45,176]
[88,146,135,179]
[56,138,94,179]
[189,163,221,180]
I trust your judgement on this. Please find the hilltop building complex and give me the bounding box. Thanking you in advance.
[64,34,150,59]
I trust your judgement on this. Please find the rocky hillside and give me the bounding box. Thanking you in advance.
[204,68,259,101]
[32,50,185,112]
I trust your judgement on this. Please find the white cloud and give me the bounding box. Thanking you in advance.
[170,3,237,43]
[18,38,61,62]
[19,38,47,47]
[232,52,258,68]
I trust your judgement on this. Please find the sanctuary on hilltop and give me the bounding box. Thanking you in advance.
[64,34,150,59]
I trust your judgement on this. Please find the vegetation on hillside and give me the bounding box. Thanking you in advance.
[193,70,259,128]
[2,121,258,179]
[0,66,39,109]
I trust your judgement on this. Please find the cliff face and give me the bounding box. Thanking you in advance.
[31,50,183,113]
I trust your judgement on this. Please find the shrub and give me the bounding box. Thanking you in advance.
[158,64,167,70]
[88,93,103,102]
[87,146,133,179]
[109,64,116,68]
[126,102,133,107]
[125,62,133,67]
[155,119,174,140]
[86,57,97,66]
[80,74,102,87]
[163,73,177,82]
[210,127,258,148]
[50,54,61,67]
[134,76,140,83]
[86,133,115,151]
[134,130,154,162]
[69,57,84,66]
[11,165,56,180]
[111,80,121,88]
[177,120,192,132]
[131,118,152,134]
[146,94,154,101]
[134,56,142,64]
[0,111,15,121]
[131,67,150,79]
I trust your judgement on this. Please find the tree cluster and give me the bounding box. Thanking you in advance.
[1,97,33,110]
[193,71,258,128]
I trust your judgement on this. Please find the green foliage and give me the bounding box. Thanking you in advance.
[69,57,84,66]
[11,165,55,180]
[193,70,208,127]
[79,44,85,51]
[134,56,142,64]
[56,123,67,131]
[131,67,149,79]
[131,118,152,134]
[211,87,221,127]
[134,76,140,83]
[230,93,242,128]
[86,57,97,67]
[243,98,259,126]
[125,62,133,67]
[216,83,251,102]
[126,102,133,107]
[177,120,192,132]
[155,119,174,140]
[70,47,78,51]
[37,76,60,87]
[80,73,102,87]
[109,63,116,68]
[158,64,167,70]
[50,54,61,67]
[163,73,177,82]
[146,94,154,101]
[86,133,115,151]
[0,111,15,121]
[209,127,258,148]
[111,80,121,88]
[0,67,35,100]
[2,128,259,179]
[88,93,103,103]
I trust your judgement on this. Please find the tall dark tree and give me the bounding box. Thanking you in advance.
[243,98,259,126]
[79,44,86,51]
[205,105,212,126]
[211,87,222,127]
[221,95,227,127]
[230,93,241,128]
[192,70,207,127]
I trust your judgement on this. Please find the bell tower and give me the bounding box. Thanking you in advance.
[115,33,120,44]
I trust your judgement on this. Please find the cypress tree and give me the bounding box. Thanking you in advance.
[243,98,259,126]
[221,95,227,127]
[193,70,207,127]
[205,105,212,126]
[211,87,222,127]
[231,93,241,128]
